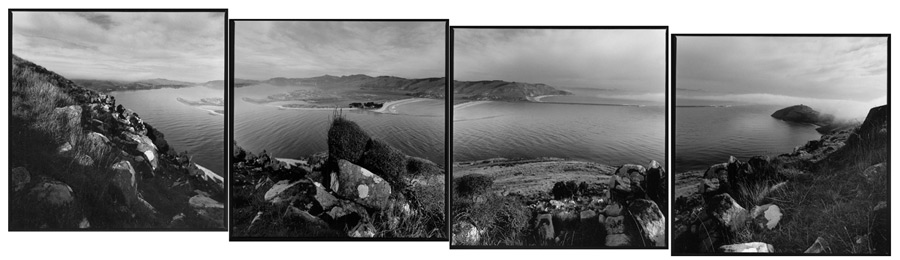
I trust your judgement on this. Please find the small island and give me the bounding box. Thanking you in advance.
[770,104,834,126]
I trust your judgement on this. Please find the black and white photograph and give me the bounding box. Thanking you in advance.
[229,20,447,240]
[672,35,889,254]
[8,10,227,230]
[450,27,668,248]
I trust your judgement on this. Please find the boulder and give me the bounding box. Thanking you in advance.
[53,105,81,142]
[314,183,340,210]
[604,215,630,247]
[707,193,748,231]
[325,200,369,229]
[804,236,830,253]
[189,194,225,228]
[646,160,667,213]
[614,164,646,187]
[332,160,392,209]
[700,162,728,194]
[357,139,408,188]
[74,154,94,166]
[749,204,782,230]
[862,163,886,185]
[78,217,90,229]
[11,167,31,192]
[452,221,480,245]
[720,242,775,253]
[551,210,579,233]
[110,161,139,206]
[327,117,370,163]
[628,199,666,247]
[535,213,555,242]
[263,179,316,207]
[28,181,75,206]
[284,206,328,228]
[84,131,110,153]
[348,221,376,238]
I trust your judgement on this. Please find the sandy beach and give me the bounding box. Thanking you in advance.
[452,100,492,110]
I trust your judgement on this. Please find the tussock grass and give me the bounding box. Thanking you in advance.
[327,111,370,162]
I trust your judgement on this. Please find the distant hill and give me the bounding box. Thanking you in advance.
[238,74,446,98]
[73,78,199,92]
[452,80,572,101]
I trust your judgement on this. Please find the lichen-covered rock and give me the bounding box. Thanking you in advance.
[452,221,481,245]
[750,204,782,230]
[708,193,748,231]
[332,159,392,210]
[628,199,666,247]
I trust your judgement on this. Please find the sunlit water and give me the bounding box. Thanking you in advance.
[453,97,665,168]
[110,86,225,174]
[234,84,446,165]
[675,104,822,173]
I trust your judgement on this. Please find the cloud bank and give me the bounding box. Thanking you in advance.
[12,12,225,83]
[234,21,446,80]
[454,28,666,94]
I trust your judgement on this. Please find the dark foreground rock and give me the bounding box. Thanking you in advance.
[9,55,225,230]
[451,160,667,248]
[231,116,446,239]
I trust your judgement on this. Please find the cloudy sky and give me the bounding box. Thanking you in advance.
[234,21,446,80]
[454,29,666,93]
[12,12,225,83]
[676,36,888,114]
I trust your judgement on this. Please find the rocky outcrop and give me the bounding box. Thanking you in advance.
[9,55,224,230]
[452,160,666,248]
[231,116,446,238]
[771,104,834,125]
[674,104,889,254]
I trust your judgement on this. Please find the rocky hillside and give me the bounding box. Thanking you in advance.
[72,78,203,92]
[239,74,446,98]
[9,54,225,230]
[771,104,835,126]
[452,80,572,102]
[451,159,667,248]
[674,105,888,254]
[231,113,446,239]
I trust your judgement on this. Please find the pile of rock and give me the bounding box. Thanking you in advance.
[526,161,667,247]
[233,116,445,238]
[10,83,224,230]
[674,156,784,253]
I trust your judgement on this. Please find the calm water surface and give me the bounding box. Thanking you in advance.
[111,86,225,174]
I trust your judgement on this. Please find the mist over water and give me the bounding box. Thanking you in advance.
[234,84,445,166]
[453,99,665,167]
[674,104,823,173]
[110,86,225,174]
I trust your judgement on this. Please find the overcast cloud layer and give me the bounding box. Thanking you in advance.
[454,29,666,93]
[12,12,225,83]
[234,21,446,80]
[676,36,888,103]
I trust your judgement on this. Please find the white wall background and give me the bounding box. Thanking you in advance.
[1,0,898,259]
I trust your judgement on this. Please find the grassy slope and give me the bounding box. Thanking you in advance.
[9,54,224,230]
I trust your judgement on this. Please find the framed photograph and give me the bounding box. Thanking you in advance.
[8,9,228,231]
[672,34,890,255]
[450,26,669,249]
